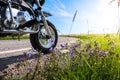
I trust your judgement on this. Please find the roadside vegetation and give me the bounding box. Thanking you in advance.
[2,34,120,80]
[0,34,29,40]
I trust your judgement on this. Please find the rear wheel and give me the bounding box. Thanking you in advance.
[30,21,58,53]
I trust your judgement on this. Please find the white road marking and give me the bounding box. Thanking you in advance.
[0,37,77,55]
[0,48,31,54]
[0,41,76,55]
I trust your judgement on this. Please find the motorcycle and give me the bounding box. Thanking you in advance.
[0,0,58,53]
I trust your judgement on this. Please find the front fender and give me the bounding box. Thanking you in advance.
[43,11,52,17]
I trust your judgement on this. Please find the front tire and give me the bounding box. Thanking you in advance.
[30,21,58,53]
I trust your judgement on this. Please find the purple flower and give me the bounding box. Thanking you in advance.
[99,51,103,55]
[70,50,74,56]
[18,57,24,62]
[34,58,38,62]
[51,39,54,45]
[90,49,94,54]
[57,49,61,54]
[61,44,66,49]
[105,51,109,55]
[74,44,79,48]
[114,43,117,47]
[49,47,54,52]
[54,48,57,51]
[41,53,44,56]
[27,53,32,58]
[33,49,37,54]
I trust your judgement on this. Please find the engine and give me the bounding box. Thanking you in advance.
[4,8,32,28]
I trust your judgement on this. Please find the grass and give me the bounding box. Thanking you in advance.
[0,34,29,40]
[2,34,120,80]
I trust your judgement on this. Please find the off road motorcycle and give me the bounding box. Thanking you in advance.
[0,0,58,53]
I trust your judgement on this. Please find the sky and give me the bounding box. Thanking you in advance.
[42,0,119,34]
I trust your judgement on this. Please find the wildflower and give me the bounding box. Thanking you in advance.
[99,51,103,55]
[27,53,32,58]
[51,39,54,45]
[41,53,44,56]
[33,49,37,54]
[70,50,74,56]
[61,44,66,49]
[105,51,109,55]
[34,58,38,62]
[57,49,61,54]
[114,43,117,47]
[90,49,94,54]
[74,44,79,48]
[49,47,53,52]
[54,48,58,51]
[18,57,24,62]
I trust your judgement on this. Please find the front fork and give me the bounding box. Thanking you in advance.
[7,0,18,29]
[37,10,52,37]
[7,0,15,27]
[35,0,51,37]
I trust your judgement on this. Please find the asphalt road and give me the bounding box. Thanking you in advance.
[0,37,77,73]
[0,37,77,58]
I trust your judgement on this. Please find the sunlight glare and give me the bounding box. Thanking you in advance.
[97,0,118,33]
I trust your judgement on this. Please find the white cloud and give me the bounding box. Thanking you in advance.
[54,5,72,17]
[55,0,66,10]
[44,0,72,17]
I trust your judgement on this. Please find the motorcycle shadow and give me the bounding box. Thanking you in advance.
[0,53,38,73]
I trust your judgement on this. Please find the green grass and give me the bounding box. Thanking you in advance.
[0,34,29,40]
[3,34,120,80]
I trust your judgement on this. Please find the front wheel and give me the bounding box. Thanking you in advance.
[30,21,58,53]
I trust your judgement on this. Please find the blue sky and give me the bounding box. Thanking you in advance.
[42,0,119,34]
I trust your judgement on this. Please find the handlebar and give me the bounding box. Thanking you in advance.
[40,0,45,6]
